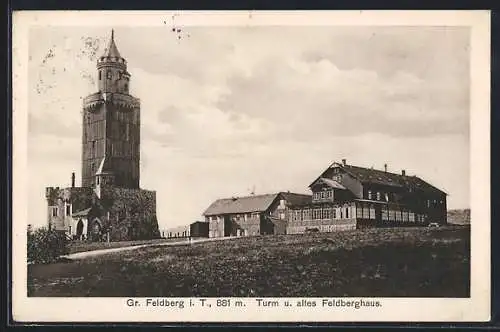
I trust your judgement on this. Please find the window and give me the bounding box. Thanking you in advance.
[369,205,375,219]
[356,206,362,218]
[52,207,58,217]
[368,191,372,200]
[333,208,337,219]
[402,211,409,222]
[66,204,71,216]
[107,70,112,80]
[427,200,431,208]
[382,207,388,221]
[396,210,402,222]
[409,212,415,222]
[385,193,389,202]
[99,71,102,80]
[96,177,100,185]
[346,207,349,218]
[376,192,381,200]
[362,205,369,219]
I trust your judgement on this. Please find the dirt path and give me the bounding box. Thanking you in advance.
[62,236,235,260]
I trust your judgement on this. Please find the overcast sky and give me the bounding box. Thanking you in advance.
[28,25,470,230]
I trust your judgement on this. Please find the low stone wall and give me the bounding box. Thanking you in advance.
[286,218,356,234]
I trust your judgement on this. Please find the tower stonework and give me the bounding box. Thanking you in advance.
[45,30,160,242]
[81,30,140,189]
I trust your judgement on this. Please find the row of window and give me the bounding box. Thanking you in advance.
[98,70,130,82]
[313,190,333,201]
[291,206,352,221]
[50,204,71,218]
[208,213,260,223]
[355,206,376,219]
[367,190,391,202]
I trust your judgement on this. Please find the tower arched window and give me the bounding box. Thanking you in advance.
[107,70,112,80]
[99,70,102,80]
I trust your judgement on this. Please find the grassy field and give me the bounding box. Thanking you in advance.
[28,226,470,297]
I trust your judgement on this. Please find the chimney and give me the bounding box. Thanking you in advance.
[384,164,387,172]
[342,159,347,166]
[71,172,75,188]
[402,170,406,177]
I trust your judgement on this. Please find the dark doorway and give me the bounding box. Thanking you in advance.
[224,216,232,237]
[76,219,84,238]
[91,219,102,241]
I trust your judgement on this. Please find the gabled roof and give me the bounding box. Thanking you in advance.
[312,177,347,190]
[310,161,446,195]
[203,193,280,216]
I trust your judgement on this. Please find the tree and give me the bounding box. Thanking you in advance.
[27,226,69,264]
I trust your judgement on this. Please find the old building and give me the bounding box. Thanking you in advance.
[190,221,209,238]
[203,192,311,238]
[162,221,210,239]
[287,159,447,234]
[45,30,160,241]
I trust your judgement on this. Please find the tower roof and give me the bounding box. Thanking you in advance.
[102,29,122,59]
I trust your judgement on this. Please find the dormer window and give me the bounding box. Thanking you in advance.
[368,190,372,200]
[376,192,381,200]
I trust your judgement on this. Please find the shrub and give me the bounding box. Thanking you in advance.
[27,227,69,264]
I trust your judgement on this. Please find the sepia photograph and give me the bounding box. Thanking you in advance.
[12,10,490,322]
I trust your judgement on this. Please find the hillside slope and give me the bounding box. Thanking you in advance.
[447,209,471,224]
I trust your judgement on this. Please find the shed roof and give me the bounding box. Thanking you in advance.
[72,207,91,217]
[279,192,312,206]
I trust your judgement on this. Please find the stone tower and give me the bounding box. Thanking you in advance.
[81,30,140,189]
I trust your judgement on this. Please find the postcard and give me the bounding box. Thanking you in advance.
[12,10,490,322]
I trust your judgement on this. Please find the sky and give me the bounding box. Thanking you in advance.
[27,25,471,231]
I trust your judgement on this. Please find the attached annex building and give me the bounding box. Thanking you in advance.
[203,192,311,238]
[45,30,160,242]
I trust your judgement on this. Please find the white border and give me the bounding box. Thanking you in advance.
[12,10,491,323]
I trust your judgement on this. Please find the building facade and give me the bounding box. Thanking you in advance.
[203,192,311,238]
[287,159,447,234]
[46,30,160,242]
